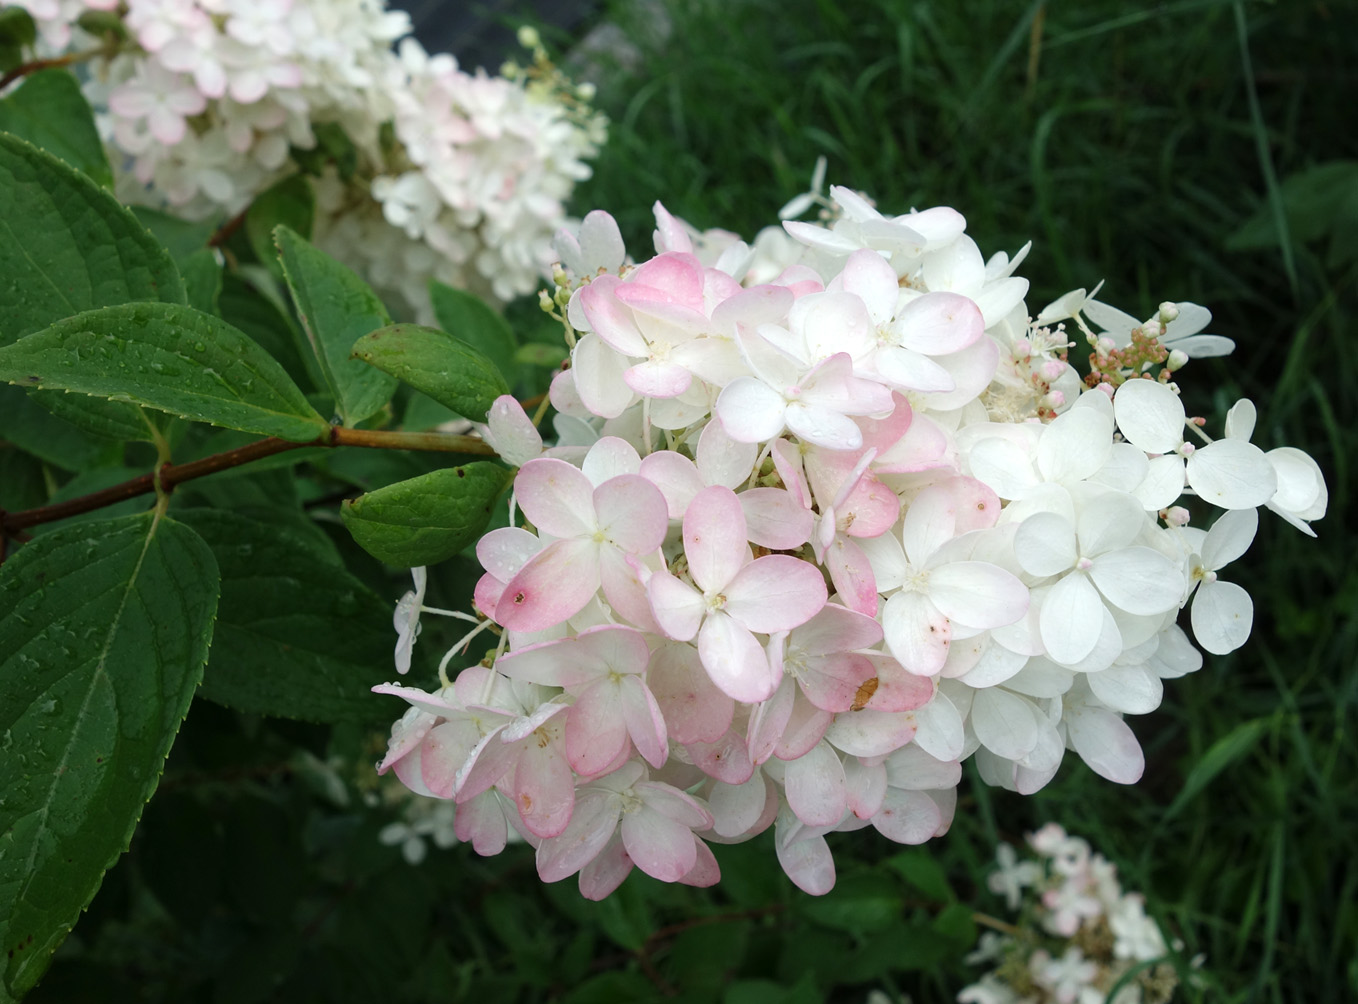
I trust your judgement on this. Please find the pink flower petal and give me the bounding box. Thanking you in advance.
[724,555,827,633]
[844,758,887,819]
[823,708,917,757]
[496,537,601,632]
[775,689,833,760]
[648,570,705,641]
[709,772,775,838]
[797,652,877,712]
[647,641,734,744]
[697,418,759,489]
[685,728,755,784]
[784,741,848,827]
[639,451,703,518]
[747,675,797,765]
[620,675,669,768]
[699,612,780,703]
[775,821,836,895]
[595,474,668,555]
[578,833,634,899]
[740,487,814,549]
[515,458,596,539]
[456,788,512,856]
[679,838,722,888]
[567,681,630,776]
[625,359,692,397]
[882,591,952,676]
[684,485,748,592]
[860,654,936,712]
[579,279,648,356]
[536,789,621,882]
[513,731,576,838]
[824,535,879,616]
[894,292,984,355]
[621,803,698,882]
[870,788,942,844]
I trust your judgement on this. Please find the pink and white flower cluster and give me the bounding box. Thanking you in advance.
[314,28,606,317]
[9,3,603,319]
[376,186,1326,898]
[960,824,1185,1004]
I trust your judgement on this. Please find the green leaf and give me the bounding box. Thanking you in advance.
[245,174,313,277]
[0,384,125,471]
[25,390,153,443]
[218,273,313,391]
[429,280,519,385]
[180,248,223,316]
[0,132,184,345]
[798,872,903,934]
[175,509,395,723]
[1164,717,1270,820]
[350,323,509,423]
[274,225,398,426]
[130,207,217,260]
[0,301,331,442]
[0,70,112,188]
[515,342,569,368]
[291,121,358,181]
[884,847,953,902]
[0,512,220,1000]
[0,9,36,75]
[341,462,509,567]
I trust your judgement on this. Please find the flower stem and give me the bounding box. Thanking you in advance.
[0,426,497,541]
[0,47,108,91]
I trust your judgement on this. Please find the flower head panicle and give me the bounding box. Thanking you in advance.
[373,180,1325,898]
[19,0,604,323]
[961,825,1189,1004]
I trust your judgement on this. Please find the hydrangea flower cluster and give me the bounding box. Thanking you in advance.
[960,824,1184,1004]
[9,2,604,318]
[375,185,1327,898]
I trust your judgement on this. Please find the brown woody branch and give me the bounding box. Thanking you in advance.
[0,425,497,541]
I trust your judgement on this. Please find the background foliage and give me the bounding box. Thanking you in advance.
[2,0,1354,1001]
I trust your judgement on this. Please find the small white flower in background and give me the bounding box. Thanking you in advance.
[960,824,1185,1004]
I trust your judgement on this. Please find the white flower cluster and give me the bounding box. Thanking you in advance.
[372,183,1326,898]
[314,30,607,318]
[960,824,1184,1004]
[10,2,605,318]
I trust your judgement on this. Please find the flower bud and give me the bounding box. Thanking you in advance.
[1163,506,1191,526]
[517,25,541,50]
[1157,301,1180,323]
[1166,349,1188,371]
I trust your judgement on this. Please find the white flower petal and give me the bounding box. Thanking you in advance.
[1200,507,1258,571]
[1038,571,1104,665]
[1014,512,1077,578]
[1086,664,1163,715]
[1190,580,1253,655]
[970,688,1040,761]
[1114,379,1185,454]
[1087,546,1183,615]
[1186,439,1277,510]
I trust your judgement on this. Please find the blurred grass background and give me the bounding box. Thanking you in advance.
[29,1,1356,1002]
